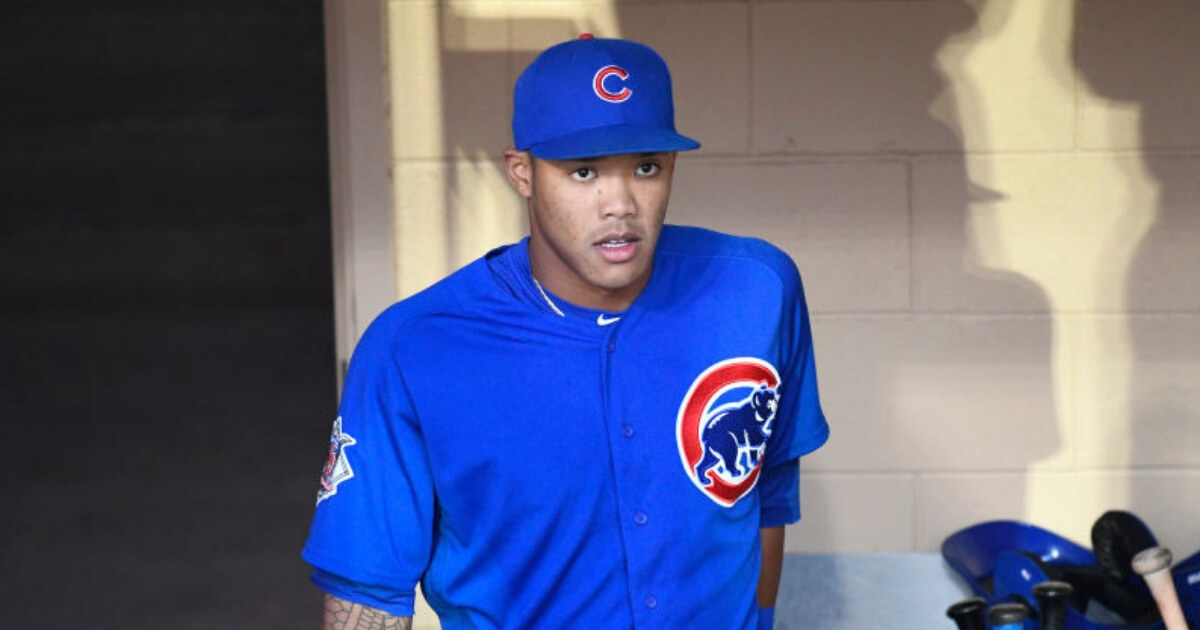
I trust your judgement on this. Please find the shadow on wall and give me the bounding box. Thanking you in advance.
[930,0,1071,532]
[756,0,1060,552]
[1074,0,1200,550]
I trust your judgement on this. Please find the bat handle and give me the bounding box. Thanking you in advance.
[1132,546,1189,630]
[946,596,987,630]
[987,602,1029,630]
[1032,581,1072,630]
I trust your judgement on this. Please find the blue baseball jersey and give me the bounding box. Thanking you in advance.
[302,224,829,629]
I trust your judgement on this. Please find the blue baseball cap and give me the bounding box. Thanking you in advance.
[512,35,701,159]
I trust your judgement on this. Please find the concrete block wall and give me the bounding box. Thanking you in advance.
[375,0,1200,570]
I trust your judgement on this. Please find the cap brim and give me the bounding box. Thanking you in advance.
[527,124,700,160]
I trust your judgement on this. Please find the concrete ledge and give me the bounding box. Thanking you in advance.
[777,553,972,630]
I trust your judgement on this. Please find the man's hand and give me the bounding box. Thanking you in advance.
[323,594,413,630]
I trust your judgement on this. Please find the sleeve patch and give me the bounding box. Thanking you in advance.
[317,416,358,505]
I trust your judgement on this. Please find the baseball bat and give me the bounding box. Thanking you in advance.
[946,596,987,630]
[1032,581,1073,630]
[987,602,1029,630]
[1132,546,1189,630]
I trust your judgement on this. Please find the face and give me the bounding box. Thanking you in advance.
[504,150,677,312]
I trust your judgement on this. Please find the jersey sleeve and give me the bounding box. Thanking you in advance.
[301,314,436,616]
[757,458,801,527]
[760,255,829,527]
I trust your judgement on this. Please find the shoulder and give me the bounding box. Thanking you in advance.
[353,256,493,357]
[656,224,803,293]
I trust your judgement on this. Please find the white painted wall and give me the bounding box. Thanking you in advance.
[324,0,396,388]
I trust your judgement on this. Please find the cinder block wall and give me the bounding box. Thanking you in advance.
[381,0,1200,565]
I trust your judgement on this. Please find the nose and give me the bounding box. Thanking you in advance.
[599,174,637,219]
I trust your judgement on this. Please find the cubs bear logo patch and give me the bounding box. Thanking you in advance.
[317,416,356,505]
[677,358,781,507]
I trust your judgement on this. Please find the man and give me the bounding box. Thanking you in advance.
[303,35,829,630]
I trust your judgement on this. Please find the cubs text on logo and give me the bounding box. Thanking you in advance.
[677,358,781,507]
[317,416,357,505]
[593,65,632,102]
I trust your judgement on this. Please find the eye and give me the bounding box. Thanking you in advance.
[569,167,597,181]
[635,162,661,177]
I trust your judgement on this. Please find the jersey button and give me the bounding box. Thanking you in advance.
[644,595,658,609]
[607,341,616,353]
[633,511,648,525]
[622,424,635,438]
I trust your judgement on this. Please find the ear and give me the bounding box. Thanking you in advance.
[503,149,534,198]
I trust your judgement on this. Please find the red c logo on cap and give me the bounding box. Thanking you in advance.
[593,65,632,103]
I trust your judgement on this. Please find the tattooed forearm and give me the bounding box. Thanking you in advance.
[323,594,413,630]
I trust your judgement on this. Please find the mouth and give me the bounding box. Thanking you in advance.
[593,233,641,263]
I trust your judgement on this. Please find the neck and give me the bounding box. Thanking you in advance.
[528,249,647,313]
[529,268,646,313]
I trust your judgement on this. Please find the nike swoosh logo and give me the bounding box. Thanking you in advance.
[596,314,621,326]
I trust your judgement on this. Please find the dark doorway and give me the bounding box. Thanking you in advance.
[3,2,334,627]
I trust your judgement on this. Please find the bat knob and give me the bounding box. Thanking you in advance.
[1131,546,1189,630]
[1032,581,1073,630]
[945,596,987,630]
[987,602,1029,629]
[1132,546,1173,575]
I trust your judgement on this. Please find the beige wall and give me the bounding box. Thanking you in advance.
[359,0,1200,568]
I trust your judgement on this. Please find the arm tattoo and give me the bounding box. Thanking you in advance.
[324,594,413,630]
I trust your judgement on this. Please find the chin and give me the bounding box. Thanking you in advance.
[593,268,649,293]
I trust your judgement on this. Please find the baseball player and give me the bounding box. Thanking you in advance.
[303,36,829,630]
